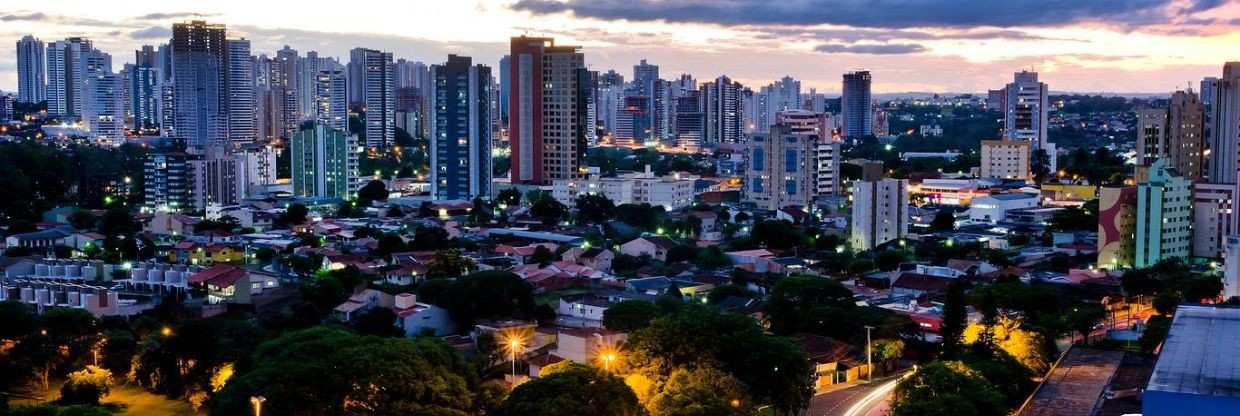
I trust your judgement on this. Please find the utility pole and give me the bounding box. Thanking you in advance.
[865,325,874,383]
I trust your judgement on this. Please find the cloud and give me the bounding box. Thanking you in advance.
[0,12,48,22]
[815,43,928,55]
[511,0,1228,29]
[133,12,218,21]
[130,26,172,39]
[753,27,1087,43]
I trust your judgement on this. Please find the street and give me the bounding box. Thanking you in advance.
[804,371,910,416]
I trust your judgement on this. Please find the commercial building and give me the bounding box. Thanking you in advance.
[16,35,46,104]
[171,21,229,147]
[1097,186,1137,269]
[969,193,1039,224]
[1144,305,1240,415]
[509,36,588,184]
[348,47,395,149]
[841,71,872,138]
[1192,183,1234,259]
[291,122,360,199]
[979,139,1031,180]
[850,161,908,250]
[1135,159,1193,268]
[429,55,493,200]
[552,166,695,211]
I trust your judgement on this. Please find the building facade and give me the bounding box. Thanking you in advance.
[979,139,1032,180]
[291,123,360,199]
[1192,183,1234,259]
[1002,70,1049,150]
[509,36,587,184]
[348,48,395,149]
[850,162,909,250]
[1098,186,1137,269]
[16,35,46,104]
[429,55,493,201]
[841,71,872,138]
[171,21,229,147]
[1135,160,1193,268]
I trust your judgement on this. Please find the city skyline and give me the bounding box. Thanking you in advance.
[1,0,1239,94]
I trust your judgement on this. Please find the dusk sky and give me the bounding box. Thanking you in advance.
[2,0,1238,94]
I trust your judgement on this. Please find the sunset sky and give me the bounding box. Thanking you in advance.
[2,0,1238,94]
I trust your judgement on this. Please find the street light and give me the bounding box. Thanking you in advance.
[865,325,874,383]
[250,396,266,416]
[506,338,523,381]
[161,326,173,337]
[600,351,617,372]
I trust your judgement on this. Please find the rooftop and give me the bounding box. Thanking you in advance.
[1147,305,1240,398]
[1018,347,1124,416]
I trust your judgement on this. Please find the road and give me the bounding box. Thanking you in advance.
[805,371,910,416]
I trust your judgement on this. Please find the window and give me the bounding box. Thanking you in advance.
[786,179,797,195]
[786,149,798,172]
[752,177,764,193]
[752,148,765,171]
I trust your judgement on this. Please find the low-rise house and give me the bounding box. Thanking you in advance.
[393,293,455,336]
[557,294,613,328]
[4,226,73,249]
[332,288,395,322]
[793,334,871,390]
[619,236,678,262]
[560,247,615,272]
[891,272,955,298]
[168,242,245,265]
[146,212,199,236]
[495,243,560,263]
[188,264,279,304]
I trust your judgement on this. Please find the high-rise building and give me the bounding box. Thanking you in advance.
[1212,62,1240,184]
[1201,76,1219,175]
[1135,159,1193,268]
[700,75,744,144]
[850,161,908,250]
[1002,70,1049,150]
[1097,186,1137,269]
[16,35,46,104]
[128,45,163,131]
[237,143,277,198]
[47,37,107,119]
[1,94,14,121]
[743,114,837,210]
[226,39,256,144]
[498,55,511,124]
[189,147,245,209]
[1136,108,1168,166]
[674,90,703,150]
[980,139,1032,180]
[296,51,339,120]
[841,71,873,138]
[1166,90,1206,180]
[509,36,587,184]
[82,70,125,144]
[1192,183,1234,259]
[144,151,196,212]
[272,46,301,138]
[291,122,360,199]
[429,55,492,201]
[349,48,395,149]
[313,68,348,132]
[613,95,651,146]
[171,21,229,147]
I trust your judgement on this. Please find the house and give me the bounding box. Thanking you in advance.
[385,262,428,286]
[726,249,778,273]
[624,276,714,300]
[63,232,106,252]
[689,210,721,240]
[146,212,199,236]
[168,242,245,265]
[4,226,73,249]
[891,272,955,298]
[495,242,559,263]
[392,293,455,336]
[619,236,678,262]
[560,247,615,272]
[332,289,394,322]
[792,334,871,390]
[557,294,614,328]
[553,327,627,365]
[188,264,279,305]
[777,206,809,224]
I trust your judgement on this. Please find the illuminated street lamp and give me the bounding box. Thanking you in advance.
[504,337,523,381]
[161,326,173,337]
[250,396,266,416]
[600,351,617,372]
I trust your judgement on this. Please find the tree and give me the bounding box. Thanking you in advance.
[527,245,554,266]
[962,316,1050,374]
[357,180,389,206]
[1065,304,1106,344]
[211,328,477,416]
[417,271,537,327]
[891,361,1006,416]
[940,281,968,358]
[931,209,956,232]
[67,210,97,230]
[575,194,616,225]
[694,246,732,270]
[279,203,309,227]
[625,307,813,413]
[766,276,855,335]
[426,249,476,279]
[496,189,522,207]
[353,308,403,337]
[530,195,568,226]
[409,225,451,250]
[648,367,753,416]
[59,366,112,406]
[602,300,661,332]
[494,363,642,416]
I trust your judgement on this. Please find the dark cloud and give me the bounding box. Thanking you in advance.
[815,43,928,55]
[0,11,120,26]
[130,26,172,39]
[753,27,1086,43]
[0,12,50,22]
[512,0,1228,29]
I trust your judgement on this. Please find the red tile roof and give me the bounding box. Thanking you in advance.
[189,264,247,288]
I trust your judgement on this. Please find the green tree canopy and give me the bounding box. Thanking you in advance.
[603,300,661,332]
[494,363,642,416]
